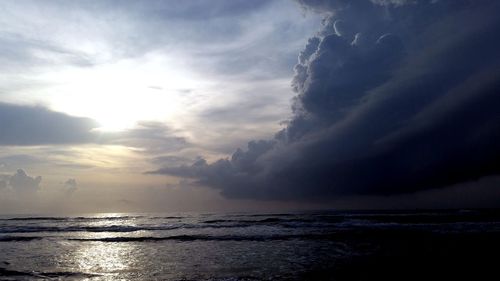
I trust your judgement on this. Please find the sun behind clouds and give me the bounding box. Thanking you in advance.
[38,53,206,132]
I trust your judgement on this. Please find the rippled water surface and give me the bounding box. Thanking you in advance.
[1,210,500,280]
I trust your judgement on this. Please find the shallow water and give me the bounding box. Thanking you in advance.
[1,210,500,280]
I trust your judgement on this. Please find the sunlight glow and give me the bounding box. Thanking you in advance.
[39,53,208,131]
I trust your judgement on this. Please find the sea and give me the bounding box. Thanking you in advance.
[1,209,500,281]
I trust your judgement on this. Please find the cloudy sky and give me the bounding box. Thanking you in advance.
[1,0,499,214]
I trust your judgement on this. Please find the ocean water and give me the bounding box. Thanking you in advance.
[1,210,500,281]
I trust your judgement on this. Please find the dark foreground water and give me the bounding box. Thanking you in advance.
[1,210,500,281]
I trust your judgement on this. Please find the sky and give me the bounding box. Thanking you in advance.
[1,0,499,214]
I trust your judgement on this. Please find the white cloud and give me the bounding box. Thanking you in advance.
[8,169,42,192]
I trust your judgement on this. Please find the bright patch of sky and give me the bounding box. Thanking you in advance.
[0,0,321,134]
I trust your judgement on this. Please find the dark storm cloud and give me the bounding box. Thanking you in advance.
[0,102,98,145]
[150,0,500,201]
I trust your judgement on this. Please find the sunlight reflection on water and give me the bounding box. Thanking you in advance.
[3,211,494,280]
[73,241,138,279]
